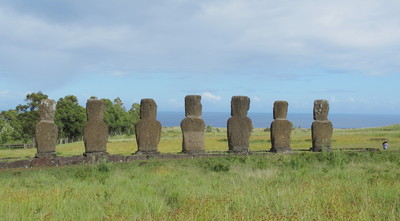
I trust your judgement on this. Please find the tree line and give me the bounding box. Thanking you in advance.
[0,92,140,144]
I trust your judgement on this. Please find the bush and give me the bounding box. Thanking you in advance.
[200,158,230,172]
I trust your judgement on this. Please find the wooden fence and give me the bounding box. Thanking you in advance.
[0,143,33,149]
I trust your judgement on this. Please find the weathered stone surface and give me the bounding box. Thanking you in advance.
[230,96,250,117]
[174,154,192,159]
[126,155,147,161]
[311,121,333,151]
[83,152,110,160]
[8,160,32,168]
[185,95,202,117]
[227,96,252,152]
[35,99,58,158]
[140,99,157,120]
[192,154,211,158]
[135,99,161,154]
[83,99,108,154]
[181,95,205,154]
[0,161,9,169]
[108,154,126,163]
[273,101,288,119]
[270,120,292,152]
[161,154,176,159]
[58,156,85,166]
[32,158,58,167]
[311,100,333,151]
[270,101,292,153]
[313,100,329,121]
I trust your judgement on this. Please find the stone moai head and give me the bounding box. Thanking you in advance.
[313,99,329,121]
[140,99,157,120]
[273,101,288,120]
[185,95,202,118]
[39,99,56,121]
[86,99,104,121]
[231,96,250,117]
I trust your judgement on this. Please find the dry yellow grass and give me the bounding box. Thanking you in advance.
[1,125,399,159]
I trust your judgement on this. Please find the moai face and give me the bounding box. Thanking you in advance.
[140,99,157,120]
[39,99,56,121]
[273,101,288,120]
[231,96,250,117]
[313,100,329,121]
[86,100,104,121]
[185,95,202,118]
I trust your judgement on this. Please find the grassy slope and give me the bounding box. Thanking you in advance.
[1,125,400,159]
[0,152,399,220]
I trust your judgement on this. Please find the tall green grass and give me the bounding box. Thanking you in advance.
[1,151,399,220]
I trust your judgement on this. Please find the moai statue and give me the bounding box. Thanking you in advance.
[270,101,293,153]
[180,95,205,154]
[227,96,253,152]
[83,99,109,156]
[35,99,58,158]
[311,100,333,151]
[135,99,162,154]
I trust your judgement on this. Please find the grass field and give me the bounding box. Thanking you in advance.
[1,124,400,159]
[0,125,399,220]
[0,151,399,220]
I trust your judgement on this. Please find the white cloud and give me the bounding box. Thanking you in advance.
[330,96,338,103]
[348,97,356,103]
[202,92,221,101]
[253,96,261,102]
[1,0,399,83]
[110,71,128,77]
[0,90,10,97]
[1,0,400,113]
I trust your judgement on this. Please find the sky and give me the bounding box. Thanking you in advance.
[1,0,400,114]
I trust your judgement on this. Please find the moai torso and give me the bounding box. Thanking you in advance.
[135,99,161,154]
[227,96,252,152]
[270,101,292,152]
[311,100,333,151]
[35,99,58,158]
[181,95,205,153]
[83,99,108,154]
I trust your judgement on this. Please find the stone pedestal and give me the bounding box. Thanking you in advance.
[35,99,58,158]
[135,99,161,154]
[270,101,292,153]
[311,100,333,151]
[227,96,252,153]
[83,99,108,156]
[181,95,205,154]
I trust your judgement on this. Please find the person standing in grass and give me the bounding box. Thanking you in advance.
[382,140,389,150]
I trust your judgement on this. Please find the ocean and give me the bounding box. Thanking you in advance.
[158,112,400,129]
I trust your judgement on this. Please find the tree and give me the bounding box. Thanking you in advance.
[15,91,48,142]
[129,103,140,124]
[102,98,136,136]
[0,109,22,141]
[99,98,140,136]
[55,95,86,141]
[0,119,15,144]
